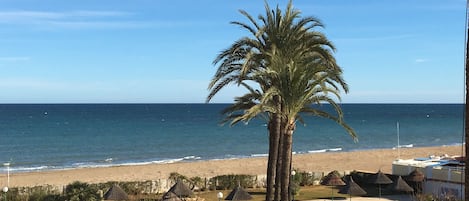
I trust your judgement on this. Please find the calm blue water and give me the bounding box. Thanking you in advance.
[0,104,464,173]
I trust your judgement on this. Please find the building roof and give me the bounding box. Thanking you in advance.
[392,157,446,168]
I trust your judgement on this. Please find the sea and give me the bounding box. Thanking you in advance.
[0,103,464,173]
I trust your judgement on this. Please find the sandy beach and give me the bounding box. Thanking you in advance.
[0,145,463,188]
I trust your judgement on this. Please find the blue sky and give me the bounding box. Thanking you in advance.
[0,0,466,103]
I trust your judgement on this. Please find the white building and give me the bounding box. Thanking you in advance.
[392,155,464,200]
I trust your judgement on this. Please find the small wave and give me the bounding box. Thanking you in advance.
[150,156,201,164]
[401,144,413,148]
[64,155,203,170]
[328,147,342,152]
[445,142,464,147]
[8,166,50,172]
[308,149,327,153]
[308,147,342,153]
[393,144,413,149]
[251,153,268,157]
[183,156,201,160]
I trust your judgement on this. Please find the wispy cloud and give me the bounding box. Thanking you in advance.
[415,58,427,63]
[335,34,416,43]
[0,78,61,89]
[0,10,159,29]
[0,10,129,21]
[0,57,30,62]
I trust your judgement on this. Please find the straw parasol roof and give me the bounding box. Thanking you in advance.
[407,169,425,182]
[322,172,346,201]
[369,170,393,184]
[162,191,183,201]
[387,176,414,193]
[339,177,366,201]
[103,185,129,201]
[321,172,346,186]
[167,180,194,198]
[225,186,252,201]
[339,177,366,196]
[369,170,392,198]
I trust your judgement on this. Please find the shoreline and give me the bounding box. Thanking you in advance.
[0,145,463,188]
[5,143,462,174]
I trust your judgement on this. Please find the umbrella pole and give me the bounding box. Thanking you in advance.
[379,184,381,199]
[331,186,334,201]
[378,184,381,199]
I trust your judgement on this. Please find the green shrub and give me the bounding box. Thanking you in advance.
[189,176,205,191]
[209,174,255,190]
[63,181,100,201]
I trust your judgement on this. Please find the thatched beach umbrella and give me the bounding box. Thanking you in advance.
[321,172,345,200]
[322,172,346,186]
[103,184,129,201]
[407,169,425,194]
[387,176,414,201]
[339,177,366,201]
[167,180,194,198]
[225,185,252,201]
[369,170,392,198]
[388,176,414,193]
[407,169,425,182]
[162,191,183,201]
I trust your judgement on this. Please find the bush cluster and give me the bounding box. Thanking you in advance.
[0,170,331,201]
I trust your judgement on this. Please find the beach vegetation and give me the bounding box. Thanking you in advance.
[293,170,317,187]
[209,174,256,190]
[169,172,206,191]
[28,193,61,201]
[0,186,62,201]
[3,171,447,201]
[189,176,206,191]
[63,181,100,201]
[207,1,356,201]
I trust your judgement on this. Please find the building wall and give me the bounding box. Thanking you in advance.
[424,180,464,200]
[392,161,465,200]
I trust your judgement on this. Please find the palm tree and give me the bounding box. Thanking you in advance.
[207,1,357,201]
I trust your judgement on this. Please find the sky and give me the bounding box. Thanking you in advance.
[0,0,466,103]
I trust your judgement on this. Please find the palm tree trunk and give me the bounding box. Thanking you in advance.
[281,124,294,201]
[274,120,285,201]
[266,112,281,201]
